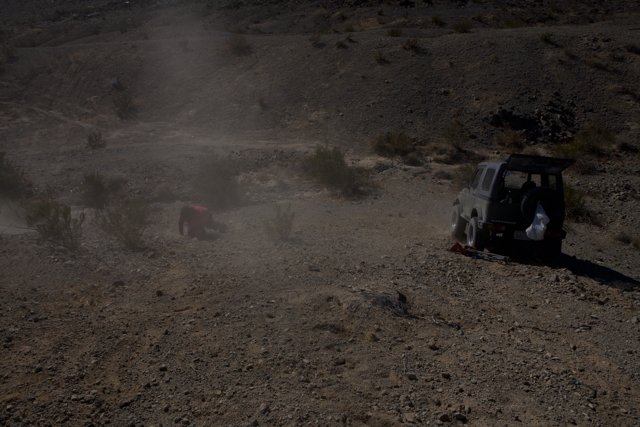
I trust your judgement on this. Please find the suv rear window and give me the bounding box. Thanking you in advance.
[481,168,496,191]
[470,167,484,189]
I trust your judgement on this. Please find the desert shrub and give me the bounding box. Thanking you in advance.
[451,164,475,190]
[0,44,17,65]
[303,145,368,197]
[387,28,402,37]
[617,141,638,154]
[374,51,390,65]
[625,44,640,55]
[553,123,615,161]
[444,119,467,151]
[433,169,452,180]
[371,131,413,157]
[265,204,295,242]
[496,129,525,150]
[564,184,599,225]
[614,232,633,245]
[194,156,242,210]
[541,32,558,46]
[452,20,472,33]
[112,91,137,119]
[227,34,252,56]
[402,38,420,52]
[25,200,84,250]
[86,131,105,149]
[97,197,149,250]
[432,16,446,27]
[309,34,326,48]
[335,40,348,49]
[0,152,31,199]
[81,172,125,209]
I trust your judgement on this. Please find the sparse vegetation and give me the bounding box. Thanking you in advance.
[452,20,472,33]
[496,129,525,151]
[387,28,402,37]
[335,40,348,49]
[81,172,125,209]
[194,156,242,210]
[309,34,325,48]
[552,123,616,162]
[564,183,600,225]
[374,51,390,65]
[451,164,475,190]
[86,131,106,149]
[227,34,252,56]
[112,91,137,120]
[402,38,421,53]
[96,197,149,250]
[304,145,369,198]
[0,44,17,65]
[624,44,640,55]
[541,32,559,46]
[432,16,446,27]
[617,141,638,154]
[0,152,31,199]
[444,119,467,152]
[371,131,413,157]
[25,200,84,250]
[265,204,295,242]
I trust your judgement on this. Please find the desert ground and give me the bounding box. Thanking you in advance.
[1,1,639,426]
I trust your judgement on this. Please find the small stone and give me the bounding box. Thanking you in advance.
[439,413,451,422]
[159,364,168,372]
[406,373,418,381]
[334,358,346,366]
[442,372,451,380]
[258,402,269,415]
[156,290,164,297]
[453,412,468,423]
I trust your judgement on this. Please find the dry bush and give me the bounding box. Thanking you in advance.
[25,200,84,250]
[374,51,390,65]
[452,20,472,33]
[0,44,17,65]
[97,197,149,250]
[402,38,420,53]
[194,156,242,210]
[112,91,137,119]
[82,172,126,209]
[335,40,348,49]
[371,131,413,157]
[496,129,525,151]
[86,131,105,149]
[540,32,559,46]
[451,164,475,190]
[309,34,326,48]
[227,34,252,56]
[432,16,446,27]
[303,145,369,198]
[444,119,467,151]
[0,152,32,199]
[265,204,295,242]
[617,141,638,154]
[625,44,640,55]
[564,184,600,225]
[614,232,633,245]
[553,123,615,166]
[387,28,402,37]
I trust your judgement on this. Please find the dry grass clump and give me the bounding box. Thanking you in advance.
[371,131,413,157]
[541,32,559,47]
[303,145,369,198]
[552,123,616,173]
[86,131,106,149]
[265,204,295,242]
[113,91,137,120]
[227,34,252,56]
[496,129,525,151]
[25,200,84,250]
[194,156,243,210]
[451,164,475,190]
[452,20,472,33]
[564,184,600,225]
[81,172,126,209]
[96,197,149,250]
[387,28,403,37]
[614,232,640,250]
[432,16,446,27]
[374,51,390,65]
[309,34,326,48]
[402,38,421,53]
[0,152,32,199]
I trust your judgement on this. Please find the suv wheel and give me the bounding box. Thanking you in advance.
[466,217,486,251]
[451,205,466,242]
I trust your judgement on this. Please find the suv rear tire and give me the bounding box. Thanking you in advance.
[466,217,486,250]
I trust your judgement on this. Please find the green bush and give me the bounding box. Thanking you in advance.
[194,156,242,210]
[371,131,413,157]
[265,204,295,242]
[25,200,84,250]
[304,145,368,198]
[97,197,149,250]
[0,152,31,199]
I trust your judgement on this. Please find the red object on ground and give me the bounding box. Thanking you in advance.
[179,205,213,239]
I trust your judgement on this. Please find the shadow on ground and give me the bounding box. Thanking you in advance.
[559,254,640,291]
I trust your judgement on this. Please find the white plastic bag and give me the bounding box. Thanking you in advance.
[525,202,549,241]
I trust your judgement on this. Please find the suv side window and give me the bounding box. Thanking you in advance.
[481,168,496,191]
[470,167,484,189]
